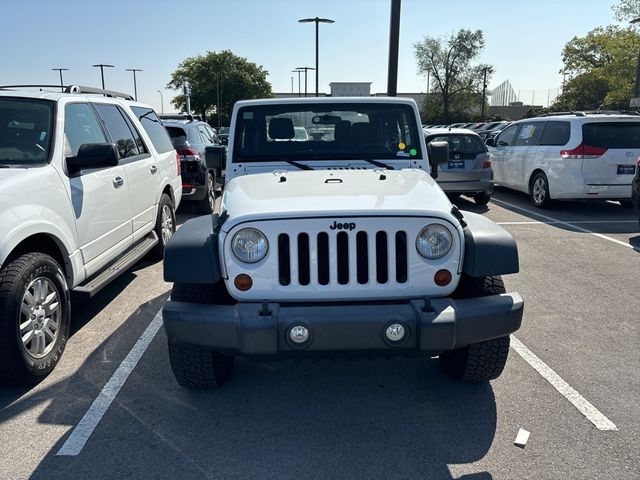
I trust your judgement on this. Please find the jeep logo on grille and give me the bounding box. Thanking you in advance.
[330,221,356,231]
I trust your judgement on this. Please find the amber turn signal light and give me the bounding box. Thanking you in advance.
[234,274,253,291]
[434,269,452,286]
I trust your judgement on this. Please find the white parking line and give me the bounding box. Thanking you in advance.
[510,335,618,431]
[491,198,639,251]
[498,220,638,225]
[56,310,163,456]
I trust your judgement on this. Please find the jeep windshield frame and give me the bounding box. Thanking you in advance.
[232,102,423,164]
[0,97,55,167]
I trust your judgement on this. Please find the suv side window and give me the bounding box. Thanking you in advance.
[131,107,174,153]
[93,104,142,159]
[540,121,571,146]
[496,124,519,147]
[514,122,545,146]
[64,103,107,157]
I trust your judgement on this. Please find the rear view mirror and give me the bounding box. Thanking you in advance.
[67,143,119,174]
[485,137,495,147]
[427,141,449,180]
[205,145,225,176]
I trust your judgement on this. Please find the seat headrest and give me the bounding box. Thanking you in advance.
[269,118,295,140]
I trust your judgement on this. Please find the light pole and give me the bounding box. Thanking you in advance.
[157,90,164,115]
[481,67,488,120]
[292,69,302,97]
[126,68,142,100]
[51,68,68,92]
[387,0,401,96]
[298,17,334,97]
[92,64,114,89]
[296,67,315,97]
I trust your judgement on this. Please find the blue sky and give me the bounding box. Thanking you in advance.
[1,0,621,113]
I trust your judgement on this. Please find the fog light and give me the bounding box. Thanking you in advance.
[434,269,452,286]
[289,325,309,344]
[385,323,406,342]
[234,274,253,291]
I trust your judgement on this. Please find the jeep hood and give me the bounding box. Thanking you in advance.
[220,169,454,229]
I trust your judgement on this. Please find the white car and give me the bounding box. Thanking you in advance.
[161,97,524,389]
[0,85,181,384]
[487,113,640,208]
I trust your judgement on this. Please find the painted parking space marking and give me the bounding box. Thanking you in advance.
[491,198,639,251]
[497,220,638,225]
[510,335,617,431]
[56,310,163,456]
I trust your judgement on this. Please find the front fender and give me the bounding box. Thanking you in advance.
[462,211,519,277]
[163,214,221,284]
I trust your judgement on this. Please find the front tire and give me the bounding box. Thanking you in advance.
[440,275,511,382]
[473,191,492,205]
[0,253,71,385]
[530,172,552,208]
[168,283,235,388]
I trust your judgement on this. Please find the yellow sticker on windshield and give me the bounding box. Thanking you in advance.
[398,142,406,150]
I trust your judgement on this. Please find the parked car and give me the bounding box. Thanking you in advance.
[162,118,225,214]
[0,85,182,384]
[161,96,523,388]
[479,122,511,141]
[632,155,640,225]
[424,128,493,205]
[486,112,640,208]
[218,126,230,145]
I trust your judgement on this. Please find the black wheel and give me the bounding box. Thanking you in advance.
[440,275,510,382]
[530,172,552,208]
[150,193,175,259]
[619,199,634,208]
[195,172,216,214]
[168,282,235,388]
[473,191,492,205]
[0,253,71,385]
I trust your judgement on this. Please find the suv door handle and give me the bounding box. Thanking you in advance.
[113,176,124,188]
[150,165,158,174]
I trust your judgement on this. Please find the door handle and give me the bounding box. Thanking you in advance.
[113,176,124,188]
[150,165,158,174]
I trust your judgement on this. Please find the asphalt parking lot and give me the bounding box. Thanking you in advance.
[1,189,639,480]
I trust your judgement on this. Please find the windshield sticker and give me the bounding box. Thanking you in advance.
[409,148,417,156]
[398,142,406,150]
[396,151,410,157]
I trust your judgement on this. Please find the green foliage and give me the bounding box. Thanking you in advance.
[613,0,640,21]
[414,29,493,122]
[554,26,640,110]
[167,50,272,126]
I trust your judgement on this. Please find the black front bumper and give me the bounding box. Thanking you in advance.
[162,293,524,356]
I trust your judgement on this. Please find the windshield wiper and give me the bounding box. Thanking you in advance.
[282,158,314,171]
[332,156,395,170]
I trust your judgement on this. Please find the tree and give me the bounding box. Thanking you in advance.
[613,0,640,21]
[553,26,640,110]
[414,29,493,122]
[167,50,272,126]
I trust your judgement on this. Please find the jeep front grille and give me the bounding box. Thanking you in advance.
[277,230,408,287]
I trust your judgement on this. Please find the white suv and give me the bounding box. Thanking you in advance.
[0,85,182,384]
[487,112,640,207]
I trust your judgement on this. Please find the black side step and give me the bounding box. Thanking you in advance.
[73,232,159,298]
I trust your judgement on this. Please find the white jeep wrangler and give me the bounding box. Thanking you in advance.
[0,85,182,384]
[162,97,523,388]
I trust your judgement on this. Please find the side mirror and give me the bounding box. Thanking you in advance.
[205,145,225,176]
[67,143,119,174]
[485,137,495,147]
[427,141,449,180]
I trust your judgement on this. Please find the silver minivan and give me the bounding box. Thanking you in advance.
[424,128,494,205]
[486,113,640,208]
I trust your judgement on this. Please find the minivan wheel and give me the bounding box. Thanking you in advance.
[530,172,552,208]
[473,192,492,206]
[0,253,71,385]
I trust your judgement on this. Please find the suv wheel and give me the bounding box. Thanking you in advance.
[473,191,492,205]
[150,193,175,259]
[167,283,235,388]
[439,275,510,382]
[530,172,552,208]
[195,172,216,214]
[0,253,71,385]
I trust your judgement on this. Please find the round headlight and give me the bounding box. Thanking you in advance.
[416,224,452,259]
[231,228,268,263]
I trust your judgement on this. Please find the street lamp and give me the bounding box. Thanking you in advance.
[298,17,334,97]
[157,90,164,115]
[92,64,114,89]
[51,68,68,92]
[295,67,315,97]
[126,68,142,101]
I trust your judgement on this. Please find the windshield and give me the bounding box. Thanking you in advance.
[232,103,423,163]
[0,97,54,166]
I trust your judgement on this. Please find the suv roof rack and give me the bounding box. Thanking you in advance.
[538,110,640,117]
[159,113,202,122]
[0,84,134,101]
